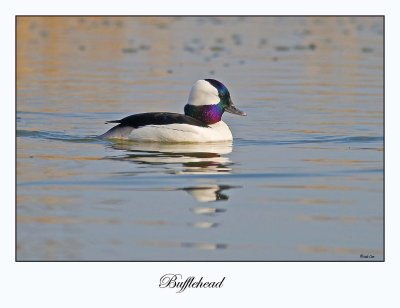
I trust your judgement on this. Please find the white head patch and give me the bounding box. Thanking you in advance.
[187,80,219,106]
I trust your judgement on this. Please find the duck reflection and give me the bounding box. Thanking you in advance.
[105,141,241,249]
[183,185,239,224]
[103,141,241,252]
[107,141,233,174]
[104,140,242,203]
[183,185,233,202]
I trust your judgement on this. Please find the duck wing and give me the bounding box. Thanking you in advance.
[106,112,209,128]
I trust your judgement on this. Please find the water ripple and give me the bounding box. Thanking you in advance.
[236,135,383,146]
[17,130,102,143]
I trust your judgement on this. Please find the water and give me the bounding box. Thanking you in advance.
[16,16,383,261]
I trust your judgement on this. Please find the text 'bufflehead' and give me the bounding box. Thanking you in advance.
[99,79,246,142]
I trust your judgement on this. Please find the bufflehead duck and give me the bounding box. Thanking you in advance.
[99,79,246,142]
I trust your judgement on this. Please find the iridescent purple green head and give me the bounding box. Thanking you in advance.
[184,79,246,125]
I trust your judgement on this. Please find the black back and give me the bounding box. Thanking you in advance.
[106,112,209,128]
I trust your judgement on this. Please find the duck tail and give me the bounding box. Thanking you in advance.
[105,120,121,124]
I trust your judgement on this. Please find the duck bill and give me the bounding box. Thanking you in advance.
[224,101,246,116]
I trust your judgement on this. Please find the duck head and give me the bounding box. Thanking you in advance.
[184,79,246,124]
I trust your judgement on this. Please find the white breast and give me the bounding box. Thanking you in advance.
[127,121,233,142]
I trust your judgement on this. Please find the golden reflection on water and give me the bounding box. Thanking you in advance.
[299,245,383,257]
[17,215,223,230]
[311,121,382,126]
[17,215,120,225]
[265,196,351,206]
[18,153,101,161]
[140,240,228,251]
[17,194,76,208]
[298,198,350,205]
[263,183,382,193]
[298,214,382,223]
[265,184,358,191]
[303,158,381,165]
